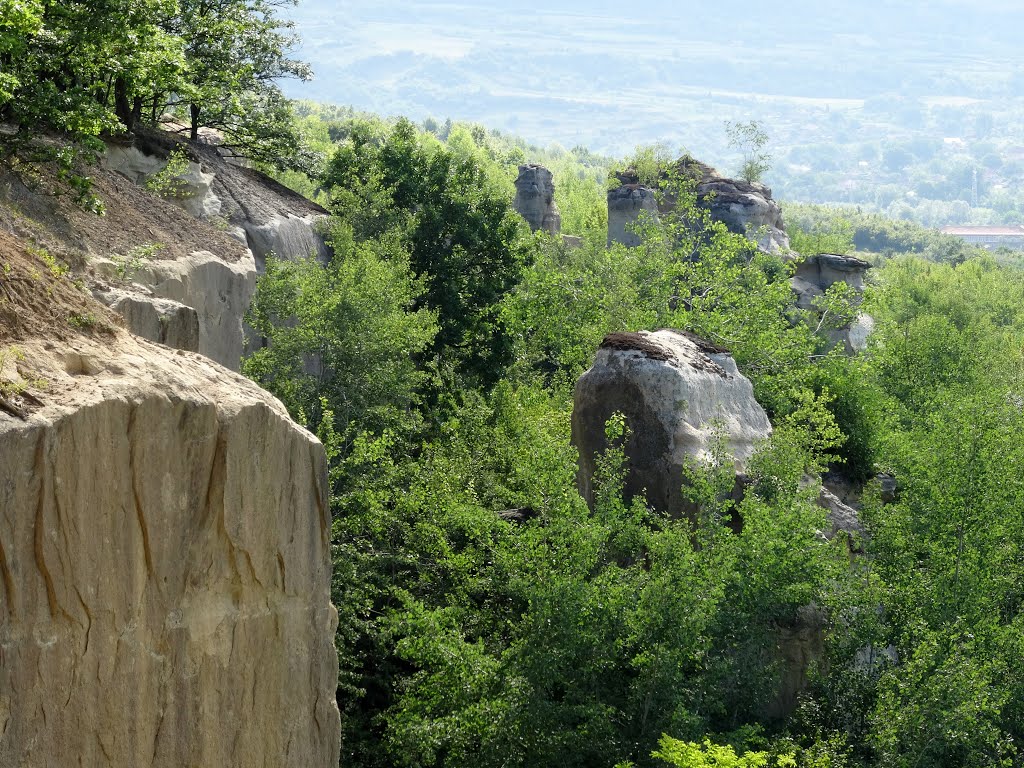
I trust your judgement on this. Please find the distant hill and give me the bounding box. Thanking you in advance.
[280,1,1024,225]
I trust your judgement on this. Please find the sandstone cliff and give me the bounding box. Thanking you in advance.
[0,148,256,370]
[0,232,341,767]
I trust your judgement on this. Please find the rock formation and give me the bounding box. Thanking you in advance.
[0,232,341,767]
[572,329,867,720]
[608,158,790,252]
[2,150,258,371]
[91,285,200,352]
[513,164,561,235]
[607,184,659,247]
[105,134,332,270]
[101,133,333,363]
[572,329,772,516]
[90,250,256,369]
[792,253,873,353]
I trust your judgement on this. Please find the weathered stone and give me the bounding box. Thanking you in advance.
[92,285,201,352]
[793,253,873,354]
[572,329,771,516]
[103,144,167,184]
[513,164,561,235]
[612,158,790,252]
[105,138,332,267]
[876,472,898,504]
[0,332,341,768]
[694,176,790,252]
[817,487,866,542]
[240,213,331,269]
[90,250,255,370]
[607,184,659,247]
[793,253,871,294]
[139,251,256,370]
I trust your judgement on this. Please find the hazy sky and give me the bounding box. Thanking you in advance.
[280,1,1024,156]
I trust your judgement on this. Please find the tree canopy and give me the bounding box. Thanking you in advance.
[0,0,312,173]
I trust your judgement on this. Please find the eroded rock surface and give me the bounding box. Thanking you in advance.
[0,332,341,768]
[513,164,561,235]
[92,249,256,370]
[607,184,659,247]
[92,284,200,352]
[611,158,790,252]
[792,253,873,353]
[572,329,772,516]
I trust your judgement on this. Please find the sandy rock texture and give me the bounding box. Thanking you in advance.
[513,164,561,235]
[572,329,772,516]
[0,332,341,768]
[91,285,200,352]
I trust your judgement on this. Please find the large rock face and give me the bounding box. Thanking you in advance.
[572,329,772,516]
[792,253,873,353]
[90,249,257,370]
[513,164,561,234]
[0,333,341,767]
[607,184,659,247]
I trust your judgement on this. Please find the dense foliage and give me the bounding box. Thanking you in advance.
[0,0,312,176]
[243,112,1024,768]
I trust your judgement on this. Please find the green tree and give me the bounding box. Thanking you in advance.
[168,0,313,170]
[243,223,437,441]
[725,121,771,184]
[323,117,535,390]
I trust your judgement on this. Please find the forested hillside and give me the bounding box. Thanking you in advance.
[5,3,1024,768]
[280,0,1024,226]
[245,109,1024,768]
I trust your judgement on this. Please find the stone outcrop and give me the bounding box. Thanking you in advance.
[572,329,772,516]
[0,329,341,767]
[92,250,256,370]
[513,164,561,235]
[766,605,827,720]
[609,158,790,252]
[107,133,332,269]
[792,253,873,353]
[92,285,200,353]
[698,176,789,252]
[607,184,658,247]
[792,253,870,302]
[102,134,330,364]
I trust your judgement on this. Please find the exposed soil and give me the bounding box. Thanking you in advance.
[0,160,250,265]
[600,331,672,361]
[0,229,119,344]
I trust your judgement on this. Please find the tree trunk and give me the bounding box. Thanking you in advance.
[190,103,201,142]
[113,77,133,132]
[130,96,143,129]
